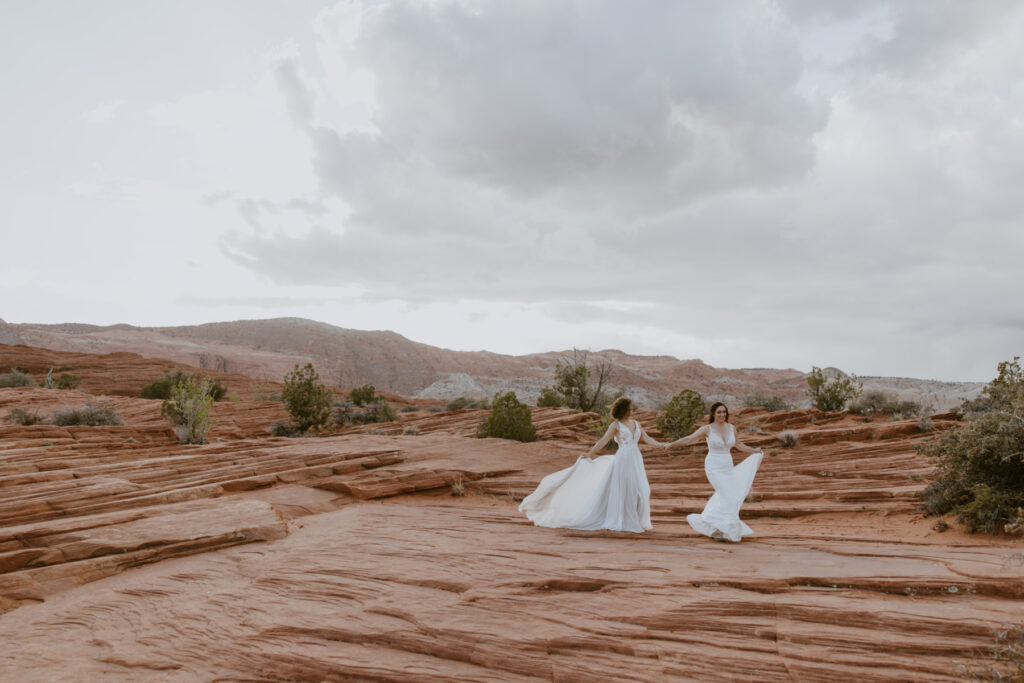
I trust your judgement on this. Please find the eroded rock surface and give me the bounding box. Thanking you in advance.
[0,352,1020,681]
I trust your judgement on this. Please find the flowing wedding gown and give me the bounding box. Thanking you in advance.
[518,419,652,533]
[687,422,763,542]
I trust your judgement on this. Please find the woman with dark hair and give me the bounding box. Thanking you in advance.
[669,401,764,542]
[519,396,666,532]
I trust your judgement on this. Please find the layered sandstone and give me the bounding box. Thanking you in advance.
[0,345,1019,681]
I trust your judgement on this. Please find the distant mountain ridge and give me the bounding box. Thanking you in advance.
[0,317,982,410]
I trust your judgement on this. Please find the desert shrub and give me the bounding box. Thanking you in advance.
[806,366,862,412]
[270,420,297,437]
[446,396,489,411]
[960,624,1024,682]
[480,391,536,442]
[54,373,82,390]
[4,407,45,425]
[161,375,215,444]
[52,402,123,426]
[536,387,565,408]
[741,392,789,412]
[779,430,800,448]
[919,356,1024,535]
[141,370,227,401]
[399,405,419,413]
[402,426,420,436]
[450,476,465,496]
[918,416,936,433]
[0,369,35,388]
[349,384,377,406]
[657,389,705,440]
[848,390,922,417]
[332,397,397,425]
[427,406,444,412]
[282,363,333,433]
[542,348,615,413]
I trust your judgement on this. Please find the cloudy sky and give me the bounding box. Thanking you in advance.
[2,1,1022,382]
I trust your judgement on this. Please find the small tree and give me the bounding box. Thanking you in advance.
[920,356,1024,534]
[806,366,861,411]
[162,375,215,444]
[481,391,536,442]
[349,384,377,406]
[536,387,564,407]
[657,389,705,440]
[282,363,333,433]
[543,349,614,413]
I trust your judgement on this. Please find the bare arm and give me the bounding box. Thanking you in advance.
[669,424,709,449]
[734,434,763,454]
[638,422,667,448]
[584,421,619,458]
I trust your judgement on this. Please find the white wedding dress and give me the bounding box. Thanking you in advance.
[687,423,763,542]
[519,419,652,533]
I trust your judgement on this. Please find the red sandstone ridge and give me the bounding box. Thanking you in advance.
[0,344,1020,681]
[0,317,983,410]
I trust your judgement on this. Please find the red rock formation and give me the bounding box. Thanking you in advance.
[3,317,981,410]
[0,346,1018,681]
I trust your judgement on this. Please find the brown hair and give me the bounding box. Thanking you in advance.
[610,397,633,420]
[707,401,729,424]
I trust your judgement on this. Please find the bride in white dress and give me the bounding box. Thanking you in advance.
[519,397,666,533]
[670,402,764,542]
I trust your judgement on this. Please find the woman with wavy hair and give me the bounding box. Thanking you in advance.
[670,401,764,542]
[520,397,665,533]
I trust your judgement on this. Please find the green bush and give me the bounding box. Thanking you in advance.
[536,387,565,407]
[349,384,377,406]
[806,366,862,411]
[141,369,227,401]
[0,369,35,388]
[161,375,215,444]
[399,405,420,413]
[52,402,123,426]
[741,392,789,412]
[446,396,489,411]
[919,356,1024,535]
[481,391,536,442]
[282,363,333,433]
[657,389,705,440]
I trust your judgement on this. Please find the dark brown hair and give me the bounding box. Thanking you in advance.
[707,401,729,424]
[610,397,633,420]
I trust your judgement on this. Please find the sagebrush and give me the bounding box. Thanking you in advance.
[52,402,124,426]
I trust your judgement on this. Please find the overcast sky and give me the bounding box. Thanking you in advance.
[2,1,1022,382]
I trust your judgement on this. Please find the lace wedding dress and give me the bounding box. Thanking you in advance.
[687,422,763,542]
[519,419,652,533]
